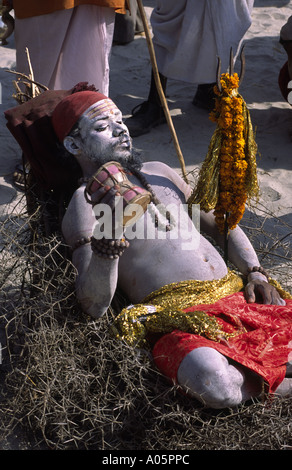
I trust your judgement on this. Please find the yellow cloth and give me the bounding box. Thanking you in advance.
[111,271,245,347]
[13,0,128,18]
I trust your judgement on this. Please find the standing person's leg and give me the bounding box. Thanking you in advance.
[114,0,142,44]
[14,9,72,88]
[125,0,184,137]
[125,0,254,136]
[50,5,115,94]
[15,5,115,94]
[125,70,167,137]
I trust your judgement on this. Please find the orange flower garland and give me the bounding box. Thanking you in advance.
[210,73,247,231]
[188,72,259,233]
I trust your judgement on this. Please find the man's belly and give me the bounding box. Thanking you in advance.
[118,235,228,303]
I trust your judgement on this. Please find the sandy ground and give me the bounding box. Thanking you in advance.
[0,0,292,449]
[1,1,292,220]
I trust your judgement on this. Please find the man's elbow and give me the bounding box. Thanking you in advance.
[75,284,111,319]
[78,295,109,318]
[74,270,117,318]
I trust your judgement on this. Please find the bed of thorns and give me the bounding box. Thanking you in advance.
[0,180,292,451]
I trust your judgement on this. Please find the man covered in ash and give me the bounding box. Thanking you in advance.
[6,87,292,409]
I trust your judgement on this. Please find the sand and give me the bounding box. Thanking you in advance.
[0,1,291,207]
[1,1,292,215]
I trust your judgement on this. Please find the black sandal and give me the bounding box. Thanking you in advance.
[192,83,217,112]
[125,101,166,137]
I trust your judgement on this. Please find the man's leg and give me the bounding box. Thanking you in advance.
[177,347,263,409]
[274,359,292,397]
[274,378,292,397]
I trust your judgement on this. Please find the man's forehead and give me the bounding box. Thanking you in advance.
[82,99,120,121]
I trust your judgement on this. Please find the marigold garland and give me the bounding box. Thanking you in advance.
[188,72,259,233]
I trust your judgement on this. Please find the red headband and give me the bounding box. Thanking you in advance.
[51,90,109,142]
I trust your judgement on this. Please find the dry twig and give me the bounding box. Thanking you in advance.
[0,197,291,450]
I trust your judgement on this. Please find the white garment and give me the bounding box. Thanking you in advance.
[151,0,254,84]
[14,5,115,94]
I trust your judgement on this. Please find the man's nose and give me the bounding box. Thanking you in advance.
[112,122,127,137]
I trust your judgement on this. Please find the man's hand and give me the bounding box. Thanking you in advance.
[87,184,124,240]
[87,184,121,209]
[245,272,286,306]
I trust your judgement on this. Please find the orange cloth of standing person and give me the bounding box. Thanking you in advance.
[12,0,129,18]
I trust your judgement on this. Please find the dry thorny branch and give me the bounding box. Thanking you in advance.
[6,47,48,104]
[0,195,292,450]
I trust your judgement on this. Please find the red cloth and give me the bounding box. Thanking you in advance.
[153,292,292,393]
[51,90,108,142]
[4,83,98,191]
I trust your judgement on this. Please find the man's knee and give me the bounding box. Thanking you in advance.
[177,347,245,409]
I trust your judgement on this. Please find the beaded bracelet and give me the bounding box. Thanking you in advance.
[72,236,92,251]
[91,236,130,259]
[246,266,270,279]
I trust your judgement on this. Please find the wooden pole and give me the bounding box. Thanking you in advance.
[136,0,189,183]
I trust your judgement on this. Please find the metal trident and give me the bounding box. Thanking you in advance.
[216,46,246,93]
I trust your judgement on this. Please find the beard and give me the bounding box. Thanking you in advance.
[115,148,143,172]
[84,145,144,173]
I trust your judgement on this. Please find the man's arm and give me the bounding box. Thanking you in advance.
[62,185,120,318]
[149,163,285,305]
[72,245,119,318]
[199,210,285,305]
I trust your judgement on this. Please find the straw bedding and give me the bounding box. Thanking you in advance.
[0,195,291,450]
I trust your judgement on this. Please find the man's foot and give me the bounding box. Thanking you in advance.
[124,101,166,137]
[192,83,217,112]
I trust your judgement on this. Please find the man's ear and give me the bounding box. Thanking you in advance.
[63,135,81,156]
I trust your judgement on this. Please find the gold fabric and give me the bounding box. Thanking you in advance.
[111,271,244,347]
[242,100,259,200]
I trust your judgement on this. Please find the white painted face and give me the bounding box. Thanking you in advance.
[64,99,133,167]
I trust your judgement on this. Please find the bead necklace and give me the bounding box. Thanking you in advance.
[131,169,175,232]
